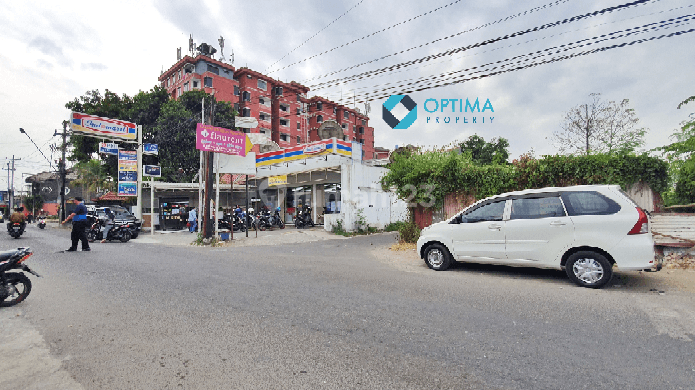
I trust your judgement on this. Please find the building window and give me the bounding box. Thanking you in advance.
[296,122,300,130]
[242,91,251,101]
[207,64,219,75]
[362,119,366,126]
[259,97,266,106]
[280,119,288,126]
[297,94,301,102]
[258,79,267,90]
[259,112,270,121]
[316,102,323,111]
[280,133,289,142]
[234,103,239,112]
[177,87,181,97]
[280,104,288,112]
[242,128,250,133]
[204,77,213,88]
[184,82,189,92]
[260,128,270,135]
[193,80,199,89]
[234,85,239,96]
[341,123,347,129]
[296,108,301,115]
[317,115,323,123]
[359,127,364,134]
[296,136,301,144]
[343,135,349,141]
[359,139,364,144]
[275,86,283,96]
[344,111,350,120]
[333,107,337,114]
[242,108,251,117]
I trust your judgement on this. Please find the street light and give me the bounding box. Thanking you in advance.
[19,128,54,170]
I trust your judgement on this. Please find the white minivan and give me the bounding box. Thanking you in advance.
[416,185,655,288]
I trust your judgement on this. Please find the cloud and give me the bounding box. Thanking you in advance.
[81,63,108,71]
[28,36,72,67]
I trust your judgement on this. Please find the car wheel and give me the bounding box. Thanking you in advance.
[424,243,452,271]
[565,251,613,288]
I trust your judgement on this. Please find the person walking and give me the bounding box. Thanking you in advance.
[188,207,197,233]
[62,197,90,252]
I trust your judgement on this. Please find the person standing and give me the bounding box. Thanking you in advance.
[188,207,197,233]
[62,197,90,252]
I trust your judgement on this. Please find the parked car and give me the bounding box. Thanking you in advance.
[88,205,142,239]
[417,185,655,288]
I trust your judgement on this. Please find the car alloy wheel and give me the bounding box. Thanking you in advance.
[565,251,612,288]
[424,244,451,271]
[572,258,604,284]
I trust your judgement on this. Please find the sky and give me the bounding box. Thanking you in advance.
[1,0,694,194]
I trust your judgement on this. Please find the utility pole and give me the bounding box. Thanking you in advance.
[55,121,69,221]
[3,156,21,211]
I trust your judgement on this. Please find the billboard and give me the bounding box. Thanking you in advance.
[99,143,119,155]
[196,123,253,156]
[118,150,137,171]
[143,144,159,155]
[118,171,137,182]
[117,182,137,197]
[143,165,161,177]
[71,112,137,141]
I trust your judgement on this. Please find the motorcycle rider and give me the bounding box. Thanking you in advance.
[8,207,26,234]
[100,208,115,243]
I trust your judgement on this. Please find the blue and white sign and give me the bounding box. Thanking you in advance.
[118,171,137,182]
[143,143,159,155]
[143,165,161,177]
[117,182,137,197]
[99,142,119,155]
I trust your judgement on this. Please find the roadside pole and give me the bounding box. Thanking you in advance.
[198,98,204,236]
[245,175,249,237]
[135,125,143,220]
[150,177,154,236]
[215,153,220,239]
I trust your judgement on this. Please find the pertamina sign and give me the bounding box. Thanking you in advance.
[71,112,137,141]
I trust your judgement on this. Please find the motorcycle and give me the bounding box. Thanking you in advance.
[87,219,132,243]
[7,222,26,238]
[295,206,314,229]
[268,208,285,229]
[0,247,40,307]
[256,211,272,231]
[37,217,46,229]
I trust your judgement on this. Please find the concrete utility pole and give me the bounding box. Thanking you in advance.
[3,156,21,211]
[56,121,69,221]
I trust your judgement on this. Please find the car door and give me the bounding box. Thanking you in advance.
[504,194,574,266]
[450,200,508,261]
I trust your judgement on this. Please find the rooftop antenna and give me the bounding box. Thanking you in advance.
[188,34,195,56]
[218,36,225,62]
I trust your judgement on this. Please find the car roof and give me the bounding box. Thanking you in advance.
[486,184,618,201]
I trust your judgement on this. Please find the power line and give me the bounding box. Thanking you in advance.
[309,0,657,90]
[318,3,694,101]
[265,0,367,73]
[342,25,695,104]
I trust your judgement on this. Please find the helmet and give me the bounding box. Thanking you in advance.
[276,206,281,212]
[248,208,254,213]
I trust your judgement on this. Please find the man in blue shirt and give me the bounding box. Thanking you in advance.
[62,197,91,252]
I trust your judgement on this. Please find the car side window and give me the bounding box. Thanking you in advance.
[510,197,565,220]
[562,191,621,216]
[461,201,506,223]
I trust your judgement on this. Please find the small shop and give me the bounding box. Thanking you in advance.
[159,197,190,231]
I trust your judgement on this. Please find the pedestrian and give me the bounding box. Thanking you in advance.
[62,197,90,252]
[188,207,197,233]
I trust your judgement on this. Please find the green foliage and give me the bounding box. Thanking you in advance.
[72,159,112,193]
[23,195,44,212]
[396,221,421,244]
[381,150,668,208]
[385,221,406,232]
[459,135,509,165]
[658,95,695,205]
[355,208,367,232]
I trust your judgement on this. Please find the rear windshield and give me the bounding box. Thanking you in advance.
[561,191,621,216]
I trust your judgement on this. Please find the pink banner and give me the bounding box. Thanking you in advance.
[196,123,247,156]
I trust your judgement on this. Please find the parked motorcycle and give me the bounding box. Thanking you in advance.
[295,206,314,229]
[256,211,272,231]
[37,217,46,229]
[269,207,285,229]
[87,219,132,243]
[7,222,26,238]
[0,247,40,307]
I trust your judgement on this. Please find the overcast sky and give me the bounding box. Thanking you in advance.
[1,0,694,192]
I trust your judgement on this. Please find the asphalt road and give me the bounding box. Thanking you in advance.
[1,224,694,389]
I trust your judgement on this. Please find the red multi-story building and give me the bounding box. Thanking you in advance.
[158,52,383,159]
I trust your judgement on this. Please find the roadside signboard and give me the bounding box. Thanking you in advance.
[196,123,253,156]
[118,171,137,182]
[117,182,137,197]
[143,165,161,177]
[118,150,137,171]
[143,143,159,155]
[70,112,137,141]
[99,142,119,155]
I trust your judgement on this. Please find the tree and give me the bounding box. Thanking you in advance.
[659,95,695,205]
[23,195,44,214]
[72,159,113,195]
[459,135,509,165]
[553,93,646,155]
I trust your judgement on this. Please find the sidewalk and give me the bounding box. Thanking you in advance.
[132,226,350,247]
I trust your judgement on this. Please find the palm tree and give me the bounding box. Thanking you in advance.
[72,159,113,199]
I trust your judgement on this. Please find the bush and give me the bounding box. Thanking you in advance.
[397,221,421,244]
[385,221,406,232]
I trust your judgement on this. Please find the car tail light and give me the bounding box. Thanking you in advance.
[628,207,648,235]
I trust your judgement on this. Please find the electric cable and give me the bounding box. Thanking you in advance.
[308,0,657,90]
[265,0,367,73]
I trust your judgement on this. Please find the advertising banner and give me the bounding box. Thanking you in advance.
[217,152,256,175]
[268,175,288,187]
[143,144,159,155]
[256,139,336,167]
[143,165,161,177]
[118,150,137,171]
[99,143,119,155]
[71,112,137,141]
[196,123,253,156]
[118,171,137,182]
[117,182,137,197]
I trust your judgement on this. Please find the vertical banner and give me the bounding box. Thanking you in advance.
[118,150,138,196]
